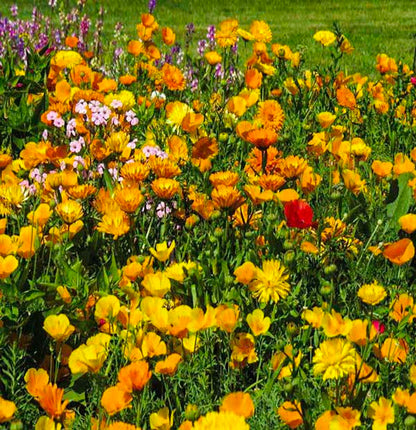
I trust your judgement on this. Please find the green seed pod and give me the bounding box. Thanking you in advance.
[405,416,416,427]
[283,240,294,250]
[324,264,337,276]
[219,132,229,142]
[283,250,296,265]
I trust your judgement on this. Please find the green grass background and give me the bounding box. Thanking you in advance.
[1,0,415,76]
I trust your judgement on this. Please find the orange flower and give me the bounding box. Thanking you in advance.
[17,226,39,258]
[181,112,204,133]
[25,368,49,398]
[56,200,83,225]
[389,293,416,323]
[162,63,186,91]
[383,238,415,265]
[119,74,137,85]
[162,27,176,45]
[151,178,180,200]
[38,383,69,419]
[277,401,303,429]
[220,392,254,418]
[399,214,416,234]
[250,20,272,43]
[204,51,222,65]
[256,100,285,132]
[101,385,132,416]
[155,353,183,376]
[244,128,277,150]
[0,255,18,279]
[97,210,130,239]
[380,337,409,363]
[372,160,393,178]
[0,397,16,423]
[114,186,143,213]
[215,19,238,48]
[227,96,247,117]
[216,305,240,333]
[336,86,357,109]
[118,361,152,392]
[245,69,262,89]
[211,186,245,211]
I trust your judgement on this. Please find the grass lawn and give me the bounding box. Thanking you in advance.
[1,0,415,75]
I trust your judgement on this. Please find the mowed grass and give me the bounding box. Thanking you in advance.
[1,0,416,75]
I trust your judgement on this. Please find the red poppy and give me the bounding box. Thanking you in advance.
[284,199,314,229]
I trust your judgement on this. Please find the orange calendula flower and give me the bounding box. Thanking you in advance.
[256,99,285,132]
[162,63,186,91]
[277,401,303,429]
[215,19,239,48]
[151,178,180,200]
[56,200,83,225]
[250,20,272,43]
[383,238,415,265]
[244,128,278,150]
[211,186,245,212]
[220,392,254,418]
[17,225,39,259]
[43,314,75,342]
[246,309,271,336]
[368,397,394,429]
[97,210,130,239]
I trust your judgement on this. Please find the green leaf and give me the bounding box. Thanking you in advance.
[385,172,412,233]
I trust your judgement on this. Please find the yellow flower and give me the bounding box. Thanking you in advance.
[192,411,249,430]
[43,314,75,342]
[0,396,16,423]
[313,338,356,380]
[97,210,130,239]
[368,397,394,430]
[149,407,173,430]
[149,241,175,262]
[399,214,416,234]
[317,111,336,128]
[313,30,337,47]
[56,200,83,225]
[249,260,290,303]
[250,20,272,43]
[142,272,171,297]
[220,392,254,419]
[0,255,18,279]
[357,281,387,305]
[35,416,62,429]
[246,309,271,336]
[94,295,121,326]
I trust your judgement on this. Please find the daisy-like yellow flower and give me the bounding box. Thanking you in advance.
[368,397,394,430]
[313,338,356,380]
[313,30,337,47]
[357,281,387,305]
[248,260,290,303]
[97,210,130,239]
[256,99,285,132]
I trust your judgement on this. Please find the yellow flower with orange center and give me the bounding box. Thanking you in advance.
[368,397,395,429]
[211,186,245,211]
[114,186,143,213]
[256,99,285,132]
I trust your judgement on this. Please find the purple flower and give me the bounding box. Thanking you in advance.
[10,5,18,18]
[148,0,157,13]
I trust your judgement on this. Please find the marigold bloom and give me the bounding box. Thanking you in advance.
[162,63,186,91]
[220,392,254,418]
[249,260,290,303]
[118,361,152,392]
[313,338,356,380]
[313,30,336,46]
[383,238,415,265]
[211,186,245,211]
[0,397,16,423]
[246,309,271,336]
[215,19,239,48]
[368,397,394,429]
[43,314,75,342]
[114,186,143,213]
[357,281,387,305]
[56,200,83,225]
[277,401,303,429]
[244,128,278,150]
[256,99,285,132]
[101,385,132,416]
[97,210,130,239]
[151,178,180,200]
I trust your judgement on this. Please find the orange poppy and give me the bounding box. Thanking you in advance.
[383,238,415,265]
